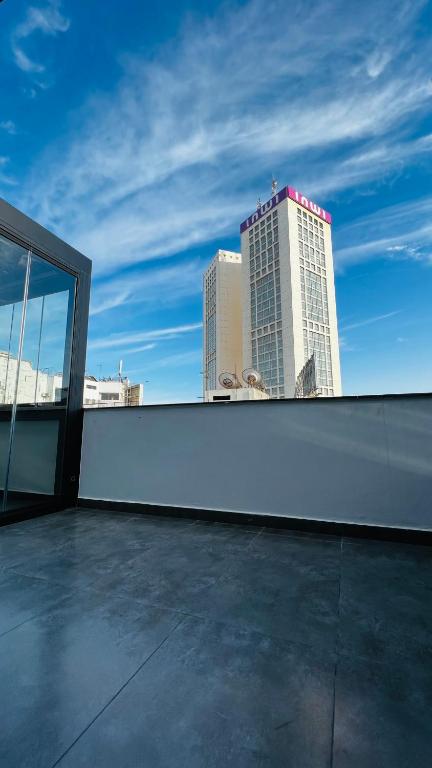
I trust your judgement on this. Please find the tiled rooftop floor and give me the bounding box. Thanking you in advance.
[0,508,431,767]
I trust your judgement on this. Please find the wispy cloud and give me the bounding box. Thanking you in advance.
[15,0,431,276]
[88,322,202,351]
[0,156,16,186]
[341,310,400,332]
[339,336,357,353]
[0,120,17,135]
[334,196,432,268]
[90,259,205,315]
[121,343,157,356]
[150,349,202,369]
[366,49,393,79]
[11,0,69,78]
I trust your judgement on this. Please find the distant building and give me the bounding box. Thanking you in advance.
[0,351,143,408]
[0,351,63,405]
[203,250,243,397]
[83,376,144,408]
[240,185,342,398]
[205,387,269,403]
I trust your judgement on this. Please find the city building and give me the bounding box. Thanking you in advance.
[203,250,243,397]
[0,352,62,405]
[205,387,270,402]
[83,376,144,408]
[1,194,429,768]
[240,185,342,398]
[0,351,143,409]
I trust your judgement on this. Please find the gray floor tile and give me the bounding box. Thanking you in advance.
[0,569,72,636]
[88,528,341,648]
[333,652,432,768]
[0,508,430,768]
[339,538,432,662]
[56,616,335,768]
[0,589,180,768]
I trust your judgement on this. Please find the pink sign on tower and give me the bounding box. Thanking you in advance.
[287,186,332,224]
[240,185,332,232]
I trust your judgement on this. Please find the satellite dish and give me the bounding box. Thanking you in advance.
[242,368,263,388]
[218,372,240,389]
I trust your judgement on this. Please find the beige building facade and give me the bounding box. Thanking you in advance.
[203,250,243,395]
[240,185,342,398]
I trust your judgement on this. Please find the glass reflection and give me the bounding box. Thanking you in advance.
[0,234,29,511]
[1,237,76,514]
[15,254,76,406]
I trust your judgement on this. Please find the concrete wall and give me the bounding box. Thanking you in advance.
[79,396,432,530]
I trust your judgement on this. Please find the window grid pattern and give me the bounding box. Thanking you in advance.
[297,207,333,393]
[249,211,284,397]
[204,266,217,390]
[252,330,284,395]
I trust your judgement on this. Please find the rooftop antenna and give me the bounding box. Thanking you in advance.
[118,359,123,381]
[271,176,278,196]
[242,368,264,390]
[218,372,241,389]
[256,197,261,210]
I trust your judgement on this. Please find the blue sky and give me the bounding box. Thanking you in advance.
[1,0,431,402]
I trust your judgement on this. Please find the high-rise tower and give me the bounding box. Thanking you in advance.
[240,185,342,398]
[203,249,243,397]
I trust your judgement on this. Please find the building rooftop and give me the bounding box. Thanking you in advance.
[0,507,430,767]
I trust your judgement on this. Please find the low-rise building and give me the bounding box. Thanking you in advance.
[205,387,269,402]
[83,376,144,408]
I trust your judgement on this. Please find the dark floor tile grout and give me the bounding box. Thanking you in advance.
[48,615,186,768]
[245,525,265,549]
[81,580,337,659]
[3,565,94,592]
[329,537,344,768]
[0,592,74,642]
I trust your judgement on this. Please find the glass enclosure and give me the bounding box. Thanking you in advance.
[0,233,76,515]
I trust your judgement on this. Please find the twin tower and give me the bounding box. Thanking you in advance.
[203,184,342,401]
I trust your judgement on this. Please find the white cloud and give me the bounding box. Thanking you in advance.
[14,0,431,277]
[90,259,204,316]
[339,336,356,352]
[0,156,16,186]
[12,1,69,76]
[334,196,432,268]
[0,121,17,135]
[88,322,202,351]
[366,49,393,79]
[341,311,400,332]
[150,350,202,369]
[121,343,157,356]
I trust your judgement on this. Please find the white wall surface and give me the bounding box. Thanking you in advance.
[79,396,432,530]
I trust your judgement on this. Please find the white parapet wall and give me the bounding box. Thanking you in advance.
[79,395,432,530]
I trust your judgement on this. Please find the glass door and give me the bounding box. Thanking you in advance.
[0,234,29,513]
[1,238,76,515]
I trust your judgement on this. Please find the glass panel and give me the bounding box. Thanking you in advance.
[0,234,29,512]
[16,254,76,407]
[3,253,76,512]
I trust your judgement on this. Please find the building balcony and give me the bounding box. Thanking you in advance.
[1,395,431,768]
[1,198,431,767]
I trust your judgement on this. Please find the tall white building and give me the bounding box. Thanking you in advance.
[203,250,243,395]
[240,185,342,398]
